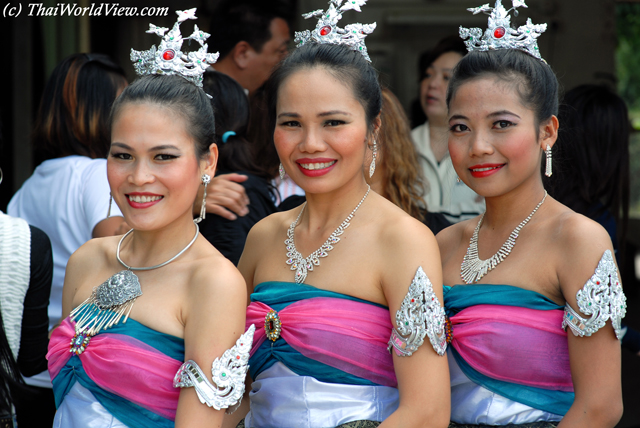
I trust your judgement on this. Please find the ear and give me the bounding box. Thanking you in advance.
[368,114,382,148]
[539,115,559,150]
[231,41,254,70]
[201,143,218,178]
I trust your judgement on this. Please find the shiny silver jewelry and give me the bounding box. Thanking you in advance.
[285,185,371,284]
[0,167,3,185]
[544,144,553,177]
[174,325,255,413]
[388,267,448,357]
[563,250,626,339]
[461,191,547,284]
[69,225,200,355]
[107,192,113,218]
[456,176,461,183]
[194,174,211,224]
[295,0,376,62]
[460,0,547,61]
[369,140,377,178]
[279,163,286,180]
[131,8,219,89]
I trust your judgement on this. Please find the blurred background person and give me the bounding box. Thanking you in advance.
[199,70,279,265]
[366,87,451,234]
[412,35,484,225]
[550,83,639,355]
[7,53,127,424]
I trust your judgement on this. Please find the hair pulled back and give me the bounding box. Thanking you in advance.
[203,71,274,180]
[110,74,215,159]
[33,53,127,164]
[447,49,559,130]
[266,43,382,135]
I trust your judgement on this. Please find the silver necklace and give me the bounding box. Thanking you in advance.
[68,224,199,355]
[460,191,547,284]
[285,185,370,284]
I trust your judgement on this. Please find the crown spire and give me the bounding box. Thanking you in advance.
[130,8,220,88]
[294,0,376,62]
[459,0,547,61]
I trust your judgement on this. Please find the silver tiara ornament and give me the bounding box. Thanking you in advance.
[459,0,547,61]
[294,0,376,62]
[131,8,220,88]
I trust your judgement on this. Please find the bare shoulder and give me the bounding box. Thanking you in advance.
[436,217,476,263]
[246,210,297,248]
[189,249,247,303]
[553,208,613,261]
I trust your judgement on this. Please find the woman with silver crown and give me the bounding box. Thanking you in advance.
[47,9,254,428]
[232,1,450,428]
[437,1,625,427]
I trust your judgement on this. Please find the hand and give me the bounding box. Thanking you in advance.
[194,174,250,221]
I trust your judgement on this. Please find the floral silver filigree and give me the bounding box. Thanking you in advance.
[459,0,547,61]
[388,267,447,357]
[173,325,255,413]
[563,250,627,339]
[131,8,219,88]
[294,0,376,62]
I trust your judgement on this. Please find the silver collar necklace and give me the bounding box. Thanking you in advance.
[285,185,370,284]
[460,191,547,284]
[68,224,199,354]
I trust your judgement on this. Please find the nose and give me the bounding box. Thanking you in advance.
[128,159,156,186]
[298,128,326,154]
[469,130,494,157]
[428,73,442,89]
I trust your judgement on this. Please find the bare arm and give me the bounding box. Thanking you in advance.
[92,216,129,238]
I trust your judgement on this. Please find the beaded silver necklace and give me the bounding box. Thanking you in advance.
[460,191,547,284]
[285,185,370,284]
[68,225,199,355]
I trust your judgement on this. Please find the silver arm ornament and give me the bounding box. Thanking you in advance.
[562,250,626,339]
[388,267,448,357]
[173,324,255,413]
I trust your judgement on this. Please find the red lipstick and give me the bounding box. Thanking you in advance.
[468,163,505,178]
[295,158,337,177]
[125,192,164,209]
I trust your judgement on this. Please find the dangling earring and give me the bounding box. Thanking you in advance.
[0,167,3,185]
[107,193,113,218]
[456,176,461,183]
[194,174,212,224]
[279,163,286,180]
[544,145,552,177]
[369,140,377,178]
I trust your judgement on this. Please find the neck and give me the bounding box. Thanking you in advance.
[482,180,547,232]
[428,118,450,162]
[213,58,249,92]
[118,211,198,269]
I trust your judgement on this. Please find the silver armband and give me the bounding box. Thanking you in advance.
[562,250,626,339]
[173,324,255,414]
[388,267,449,357]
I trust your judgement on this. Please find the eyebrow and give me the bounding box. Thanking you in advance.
[277,110,352,119]
[111,142,181,151]
[449,110,521,121]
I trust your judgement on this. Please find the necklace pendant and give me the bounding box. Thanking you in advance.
[295,265,308,284]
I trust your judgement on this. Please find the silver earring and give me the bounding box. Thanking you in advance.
[194,174,211,224]
[544,145,552,177]
[369,140,377,178]
[107,192,113,218]
[456,176,461,183]
[279,163,286,180]
[0,167,3,185]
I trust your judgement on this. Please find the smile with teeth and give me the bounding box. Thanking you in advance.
[471,166,500,172]
[298,160,336,170]
[128,195,163,203]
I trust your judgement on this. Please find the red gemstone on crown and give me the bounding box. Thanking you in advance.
[162,50,175,61]
[320,26,332,36]
[494,27,506,39]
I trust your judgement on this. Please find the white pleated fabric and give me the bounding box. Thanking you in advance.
[54,383,128,428]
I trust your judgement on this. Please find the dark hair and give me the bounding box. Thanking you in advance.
[110,75,215,159]
[203,71,274,179]
[418,35,467,83]
[209,0,291,59]
[447,49,559,134]
[32,53,127,163]
[551,84,630,255]
[266,43,382,136]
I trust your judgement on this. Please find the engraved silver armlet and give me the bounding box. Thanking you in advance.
[562,250,626,339]
[173,324,255,414]
[388,267,449,357]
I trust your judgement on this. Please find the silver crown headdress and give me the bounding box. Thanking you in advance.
[294,0,376,62]
[459,0,547,61]
[131,8,220,88]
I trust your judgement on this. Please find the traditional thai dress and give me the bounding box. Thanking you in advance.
[243,281,399,428]
[47,307,184,428]
[444,284,571,426]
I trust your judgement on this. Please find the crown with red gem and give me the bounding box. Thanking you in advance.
[459,0,547,61]
[294,0,376,62]
[130,8,220,88]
